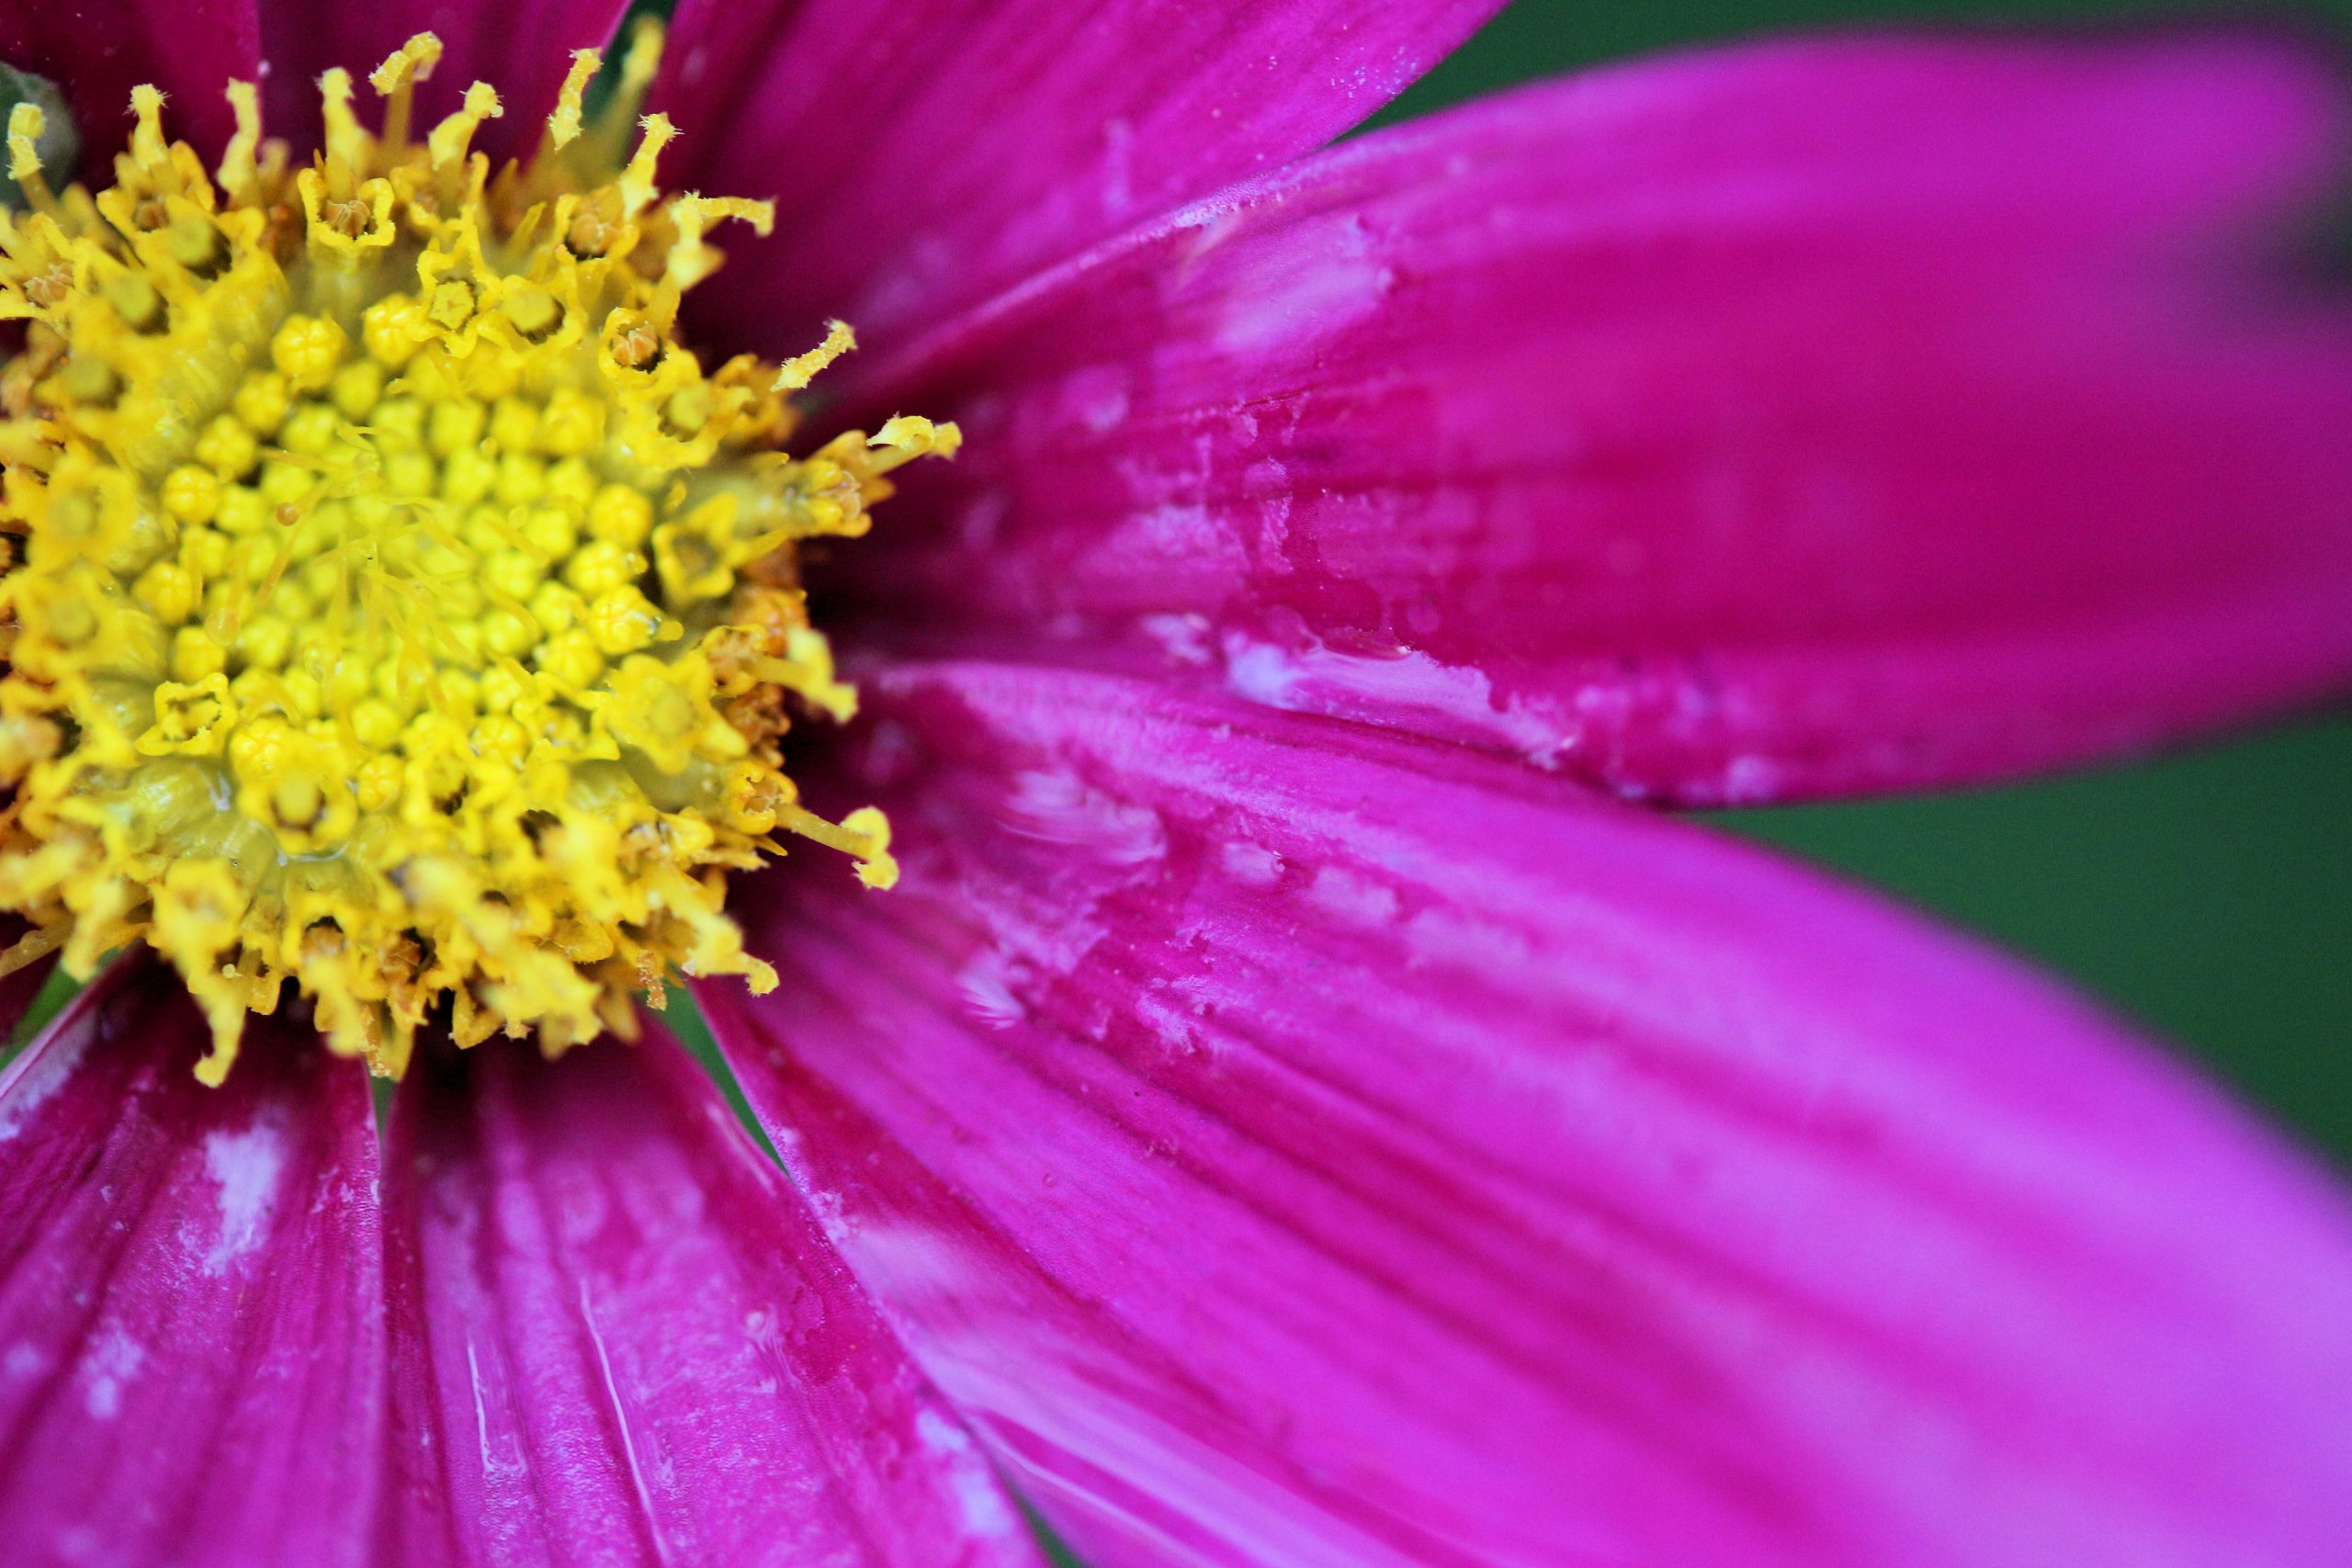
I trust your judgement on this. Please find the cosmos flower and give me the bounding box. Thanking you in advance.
[1,1,2350,1564]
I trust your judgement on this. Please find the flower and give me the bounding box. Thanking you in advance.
[2,2,2351,1565]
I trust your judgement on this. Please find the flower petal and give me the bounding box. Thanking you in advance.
[0,957,384,1567]
[258,0,626,168]
[654,0,1498,358]
[832,33,2352,803]
[2,0,259,163]
[377,1021,1045,1568]
[703,660,2352,1567]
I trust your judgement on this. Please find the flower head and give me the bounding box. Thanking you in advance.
[0,28,933,1079]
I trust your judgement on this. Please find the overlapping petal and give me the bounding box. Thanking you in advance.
[829,33,2352,803]
[256,0,626,168]
[1,0,259,163]
[654,0,1498,358]
[0,957,384,1568]
[378,1019,1045,1568]
[703,660,2352,1566]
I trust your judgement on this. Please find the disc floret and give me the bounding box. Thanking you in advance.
[0,30,954,1080]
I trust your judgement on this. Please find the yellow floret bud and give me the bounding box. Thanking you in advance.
[134,560,203,625]
[332,360,387,421]
[214,486,267,534]
[540,387,605,456]
[427,397,487,457]
[171,626,230,682]
[489,396,540,454]
[544,457,598,512]
[356,753,405,813]
[350,697,403,750]
[494,452,546,505]
[162,466,223,525]
[540,628,605,691]
[280,401,342,456]
[238,615,293,670]
[522,506,579,563]
[363,296,429,367]
[584,587,672,655]
[480,605,539,660]
[372,397,426,449]
[195,415,260,479]
[586,482,654,546]
[565,538,639,596]
[272,314,348,390]
[478,548,539,602]
[441,447,496,504]
[229,372,291,436]
[384,451,437,497]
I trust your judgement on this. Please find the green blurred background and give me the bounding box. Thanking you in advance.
[1380,0,2352,1168]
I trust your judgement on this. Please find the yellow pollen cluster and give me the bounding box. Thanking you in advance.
[0,28,956,1081]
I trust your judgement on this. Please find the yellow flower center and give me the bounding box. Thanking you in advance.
[0,26,955,1082]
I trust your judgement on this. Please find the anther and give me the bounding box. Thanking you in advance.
[566,203,615,257]
[21,263,70,308]
[321,197,371,237]
[610,320,662,368]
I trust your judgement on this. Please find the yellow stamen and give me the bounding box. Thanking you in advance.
[617,114,675,218]
[668,196,775,291]
[426,81,503,170]
[368,33,444,153]
[779,803,899,890]
[6,103,56,213]
[869,413,965,468]
[318,68,368,174]
[0,40,956,1078]
[217,81,264,201]
[546,50,602,152]
[126,86,171,170]
[775,319,856,392]
[6,100,40,179]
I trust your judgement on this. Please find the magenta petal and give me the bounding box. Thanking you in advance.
[377,1021,1046,1568]
[0,959,384,1566]
[835,33,2352,803]
[656,0,1498,359]
[2,0,260,163]
[258,0,625,166]
[702,660,2352,1567]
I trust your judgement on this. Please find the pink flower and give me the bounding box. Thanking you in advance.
[4,2,2352,1565]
